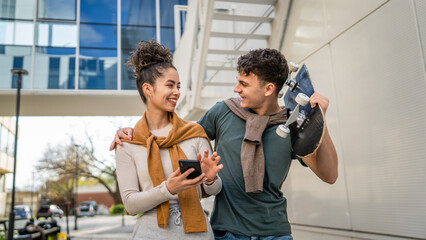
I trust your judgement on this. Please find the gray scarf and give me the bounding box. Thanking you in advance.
[224,98,287,192]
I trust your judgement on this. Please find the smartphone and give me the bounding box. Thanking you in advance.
[179,159,202,179]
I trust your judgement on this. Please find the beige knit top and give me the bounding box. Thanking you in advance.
[115,123,222,215]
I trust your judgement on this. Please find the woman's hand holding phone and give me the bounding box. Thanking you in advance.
[165,168,207,195]
[166,150,222,194]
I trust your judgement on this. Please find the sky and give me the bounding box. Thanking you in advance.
[6,116,140,191]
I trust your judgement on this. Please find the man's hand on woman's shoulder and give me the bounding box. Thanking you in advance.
[109,127,134,151]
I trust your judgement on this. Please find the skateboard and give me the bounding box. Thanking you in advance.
[276,63,325,158]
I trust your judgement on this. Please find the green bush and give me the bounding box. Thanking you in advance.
[110,204,125,215]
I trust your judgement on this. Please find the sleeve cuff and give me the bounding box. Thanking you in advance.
[159,181,178,200]
[202,176,222,195]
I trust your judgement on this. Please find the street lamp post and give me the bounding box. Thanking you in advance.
[8,69,28,240]
[74,144,80,230]
[65,202,70,240]
[31,171,34,213]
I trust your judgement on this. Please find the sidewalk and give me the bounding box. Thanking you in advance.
[58,215,136,240]
[71,224,134,240]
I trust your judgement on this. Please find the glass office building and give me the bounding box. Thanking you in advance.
[0,117,14,217]
[0,0,187,91]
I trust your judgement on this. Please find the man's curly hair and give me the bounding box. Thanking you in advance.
[126,40,176,103]
[237,48,289,95]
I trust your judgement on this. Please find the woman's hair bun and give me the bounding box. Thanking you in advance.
[127,39,173,74]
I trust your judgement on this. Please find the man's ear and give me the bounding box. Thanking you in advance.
[264,83,276,97]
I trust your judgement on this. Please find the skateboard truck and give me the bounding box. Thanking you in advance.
[285,62,299,92]
[276,93,310,138]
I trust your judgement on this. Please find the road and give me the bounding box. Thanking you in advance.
[55,214,136,240]
[17,197,215,239]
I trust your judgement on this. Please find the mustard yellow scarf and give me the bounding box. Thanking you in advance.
[123,111,209,233]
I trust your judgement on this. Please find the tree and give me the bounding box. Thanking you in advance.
[36,138,122,205]
[40,176,75,207]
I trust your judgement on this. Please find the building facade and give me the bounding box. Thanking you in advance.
[0,0,187,116]
[77,184,115,213]
[5,190,39,217]
[0,0,187,216]
[0,117,15,217]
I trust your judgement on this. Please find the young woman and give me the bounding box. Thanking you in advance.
[115,40,222,239]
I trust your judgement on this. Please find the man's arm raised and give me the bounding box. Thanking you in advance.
[301,92,338,184]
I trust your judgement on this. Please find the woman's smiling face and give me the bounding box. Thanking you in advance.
[146,67,181,113]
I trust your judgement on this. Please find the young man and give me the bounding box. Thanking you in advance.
[111,48,338,239]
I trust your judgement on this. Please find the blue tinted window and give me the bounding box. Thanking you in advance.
[160,0,187,27]
[0,0,35,20]
[42,47,75,55]
[37,22,77,47]
[0,20,34,46]
[81,0,117,24]
[160,27,175,51]
[48,58,60,88]
[121,26,155,51]
[0,45,31,89]
[121,25,156,90]
[121,51,136,90]
[11,56,23,88]
[68,58,76,89]
[0,126,7,152]
[38,0,76,21]
[33,47,76,89]
[79,48,117,90]
[121,0,155,26]
[7,130,14,156]
[80,24,117,49]
[80,48,117,58]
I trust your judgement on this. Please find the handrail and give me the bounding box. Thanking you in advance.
[191,0,215,111]
[174,5,188,48]
[173,0,200,118]
[173,0,215,118]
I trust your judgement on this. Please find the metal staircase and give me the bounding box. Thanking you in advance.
[173,0,290,121]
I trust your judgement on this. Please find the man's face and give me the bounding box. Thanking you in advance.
[233,72,266,111]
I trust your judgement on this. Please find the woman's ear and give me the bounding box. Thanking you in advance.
[142,83,152,99]
[264,83,276,97]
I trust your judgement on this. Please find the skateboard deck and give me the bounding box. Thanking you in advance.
[281,64,325,158]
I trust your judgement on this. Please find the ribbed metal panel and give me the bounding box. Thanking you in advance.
[282,0,426,239]
[331,0,426,238]
[415,0,426,69]
[282,45,352,230]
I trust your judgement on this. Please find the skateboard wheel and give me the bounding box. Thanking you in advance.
[276,125,290,138]
[295,93,309,106]
[289,62,299,72]
[278,90,284,98]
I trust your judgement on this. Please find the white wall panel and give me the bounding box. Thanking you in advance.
[281,0,426,238]
[324,0,388,41]
[282,0,389,64]
[414,0,426,70]
[292,228,365,240]
[282,0,328,63]
[330,0,426,238]
[282,45,351,230]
